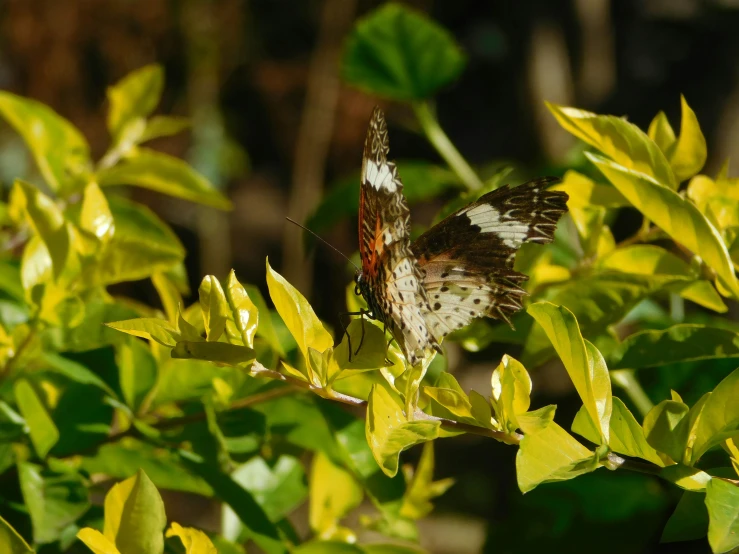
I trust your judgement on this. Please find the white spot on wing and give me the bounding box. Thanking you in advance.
[462,203,529,247]
[365,160,397,192]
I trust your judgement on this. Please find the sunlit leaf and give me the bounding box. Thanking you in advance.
[225,270,259,348]
[648,110,676,154]
[103,469,166,554]
[516,420,596,494]
[0,91,90,193]
[140,115,190,143]
[516,405,557,435]
[490,354,532,433]
[400,442,454,520]
[0,514,34,554]
[80,182,115,242]
[366,384,440,477]
[550,170,629,209]
[106,64,163,139]
[198,275,228,342]
[171,341,255,366]
[165,522,217,554]
[667,96,707,183]
[333,319,388,374]
[527,302,612,443]
[342,3,466,100]
[689,367,739,464]
[587,153,739,299]
[14,379,59,458]
[643,399,689,463]
[98,149,231,210]
[547,103,676,188]
[310,451,363,536]
[116,338,158,413]
[705,478,739,553]
[105,317,180,347]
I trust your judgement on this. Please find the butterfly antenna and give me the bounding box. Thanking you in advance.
[285,217,359,272]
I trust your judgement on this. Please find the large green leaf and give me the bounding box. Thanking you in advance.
[548,103,677,189]
[341,3,466,100]
[366,384,440,477]
[689,367,739,464]
[103,469,166,554]
[78,197,185,287]
[0,92,90,193]
[18,462,90,544]
[608,325,739,369]
[116,338,158,413]
[527,302,612,443]
[266,259,332,382]
[572,397,665,466]
[309,451,363,536]
[515,421,596,493]
[106,64,163,139]
[661,490,709,544]
[14,379,59,458]
[587,153,739,299]
[0,515,34,554]
[97,149,231,209]
[705,478,739,553]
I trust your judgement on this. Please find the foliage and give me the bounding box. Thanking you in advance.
[0,4,738,553]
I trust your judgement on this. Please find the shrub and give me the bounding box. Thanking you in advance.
[1,4,738,554]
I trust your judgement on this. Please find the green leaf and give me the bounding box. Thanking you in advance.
[79,197,185,287]
[0,91,90,193]
[106,64,163,139]
[14,379,59,458]
[103,469,166,554]
[648,111,676,154]
[608,325,739,369]
[105,317,180,347]
[550,170,629,209]
[573,397,665,466]
[333,319,388,373]
[667,96,707,183]
[490,354,531,433]
[547,103,677,189]
[140,115,190,143]
[151,271,181,324]
[266,258,332,382]
[515,421,596,493]
[171,341,255,365]
[97,149,231,210]
[527,302,612,443]
[400,442,454,520]
[366,384,440,477]
[643,399,689,463]
[165,522,217,554]
[587,152,739,299]
[517,405,557,435]
[705,478,739,553]
[225,270,259,348]
[689,367,739,464]
[687,173,739,232]
[243,284,285,356]
[180,451,285,554]
[0,515,34,554]
[661,491,708,544]
[199,275,228,342]
[309,451,363,535]
[80,182,115,242]
[660,464,712,492]
[341,3,466,100]
[117,338,158,413]
[41,352,117,398]
[18,462,90,544]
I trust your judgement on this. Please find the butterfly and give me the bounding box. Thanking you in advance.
[354,107,569,366]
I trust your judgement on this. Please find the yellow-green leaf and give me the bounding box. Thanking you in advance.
[400,442,454,520]
[266,259,333,382]
[165,522,217,554]
[309,451,363,536]
[516,420,595,493]
[667,96,707,183]
[550,170,629,209]
[517,405,557,435]
[105,318,180,347]
[689,367,739,464]
[225,269,258,348]
[97,149,231,210]
[80,182,114,242]
[643,399,689,463]
[106,64,163,139]
[14,379,58,458]
[171,341,255,366]
[77,528,121,554]
[198,275,228,342]
[366,384,440,477]
[705,478,739,553]
[527,302,612,443]
[0,514,34,554]
[103,469,166,554]
[587,152,739,299]
[648,110,676,154]
[140,116,190,143]
[490,354,531,433]
[0,92,90,193]
[547,103,676,188]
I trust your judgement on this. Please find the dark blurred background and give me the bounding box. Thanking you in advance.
[2,1,739,552]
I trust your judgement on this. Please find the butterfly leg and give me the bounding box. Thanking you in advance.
[336,310,368,362]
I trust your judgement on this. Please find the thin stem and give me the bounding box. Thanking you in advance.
[611,369,654,418]
[412,101,484,191]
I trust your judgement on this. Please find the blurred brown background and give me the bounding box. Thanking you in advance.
[2,1,739,552]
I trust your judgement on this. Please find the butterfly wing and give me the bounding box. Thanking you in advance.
[358,108,439,365]
[412,177,568,338]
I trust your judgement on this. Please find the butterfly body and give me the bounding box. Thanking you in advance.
[355,107,568,365]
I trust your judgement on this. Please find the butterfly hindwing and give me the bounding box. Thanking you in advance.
[357,108,440,365]
[412,178,568,338]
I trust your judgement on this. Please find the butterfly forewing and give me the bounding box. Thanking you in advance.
[357,108,440,365]
[412,178,568,338]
